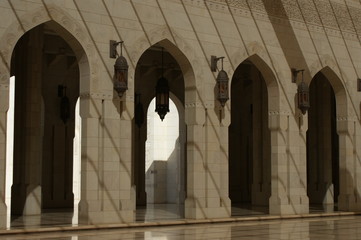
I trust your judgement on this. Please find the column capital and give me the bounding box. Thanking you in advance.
[185,102,206,126]
[336,115,357,134]
[268,111,290,131]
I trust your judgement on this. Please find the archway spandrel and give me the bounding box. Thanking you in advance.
[132,26,198,90]
[0,4,93,76]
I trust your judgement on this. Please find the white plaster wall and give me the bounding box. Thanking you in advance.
[146,99,179,204]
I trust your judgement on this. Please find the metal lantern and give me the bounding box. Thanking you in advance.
[155,47,170,121]
[216,69,229,107]
[297,80,310,115]
[211,55,229,107]
[110,40,128,97]
[293,69,310,115]
[113,55,128,97]
[155,76,169,121]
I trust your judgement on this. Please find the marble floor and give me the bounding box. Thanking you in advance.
[136,204,185,222]
[8,203,343,229]
[2,215,361,239]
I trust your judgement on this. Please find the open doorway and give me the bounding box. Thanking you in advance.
[133,43,186,221]
[229,61,271,216]
[142,98,184,220]
[307,71,339,213]
[9,22,80,227]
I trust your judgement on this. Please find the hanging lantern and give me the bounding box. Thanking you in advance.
[110,40,128,97]
[293,69,310,115]
[113,55,128,97]
[155,47,170,121]
[211,55,229,107]
[297,80,310,115]
[217,69,229,107]
[155,76,169,121]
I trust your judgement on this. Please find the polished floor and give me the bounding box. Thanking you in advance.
[2,215,361,239]
[8,203,341,229]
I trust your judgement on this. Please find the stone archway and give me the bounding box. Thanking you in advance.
[307,71,338,211]
[9,22,83,226]
[307,67,356,212]
[0,5,92,228]
[133,41,186,220]
[229,54,286,216]
[229,57,271,215]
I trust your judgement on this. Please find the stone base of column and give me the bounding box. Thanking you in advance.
[23,185,41,216]
[80,210,134,224]
[289,195,309,214]
[270,194,309,215]
[185,197,231,219]
[323,183,334,205]
[338,194,361,211]
[0,200,7,229]
[79,199,134,224]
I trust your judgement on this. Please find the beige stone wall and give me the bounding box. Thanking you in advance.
[0,0,360,228]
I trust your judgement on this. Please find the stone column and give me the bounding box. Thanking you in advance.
[268,111,309,214]
[296,112,309,214]
[269,112,290,214]
[289,112,309,214]
[0,82,9,229]
[337,117,360,211]
[79,95,135,224]
[269,110,309,215]
[219,107,232,217]
[134,116,146,206]
[118,98,136,221]
[184,103,206,219]
[185,102,231,219]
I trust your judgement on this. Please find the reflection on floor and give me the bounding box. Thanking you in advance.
[136,204,184,222]
[231,203,340,216]
[5,215,361,239]
[231,204,268,216]
[11,211,74,229]
[10,204,185,229]
[309,203,338,213]
[9,203,342,229]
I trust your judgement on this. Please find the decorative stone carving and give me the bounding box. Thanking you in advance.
[186,0,361,41]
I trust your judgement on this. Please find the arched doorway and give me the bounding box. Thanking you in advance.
[229,60,271,216]
[133,43,186,221]
[307,71,339,212]
[9,22,80,225]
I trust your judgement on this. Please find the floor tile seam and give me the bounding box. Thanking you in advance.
[1,212,361,236]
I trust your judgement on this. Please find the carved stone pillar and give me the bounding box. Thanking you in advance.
[184,103,206,219]
[78,94,135,224]
[184,102,231,219]
[337,117,361,211]
[269,111,308,215]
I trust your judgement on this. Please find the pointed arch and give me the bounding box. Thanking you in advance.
[0,4,92,94]
[131,25,197,104]
[311,66,348,117]
[231,54,280,112]
[0,4,92,227]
